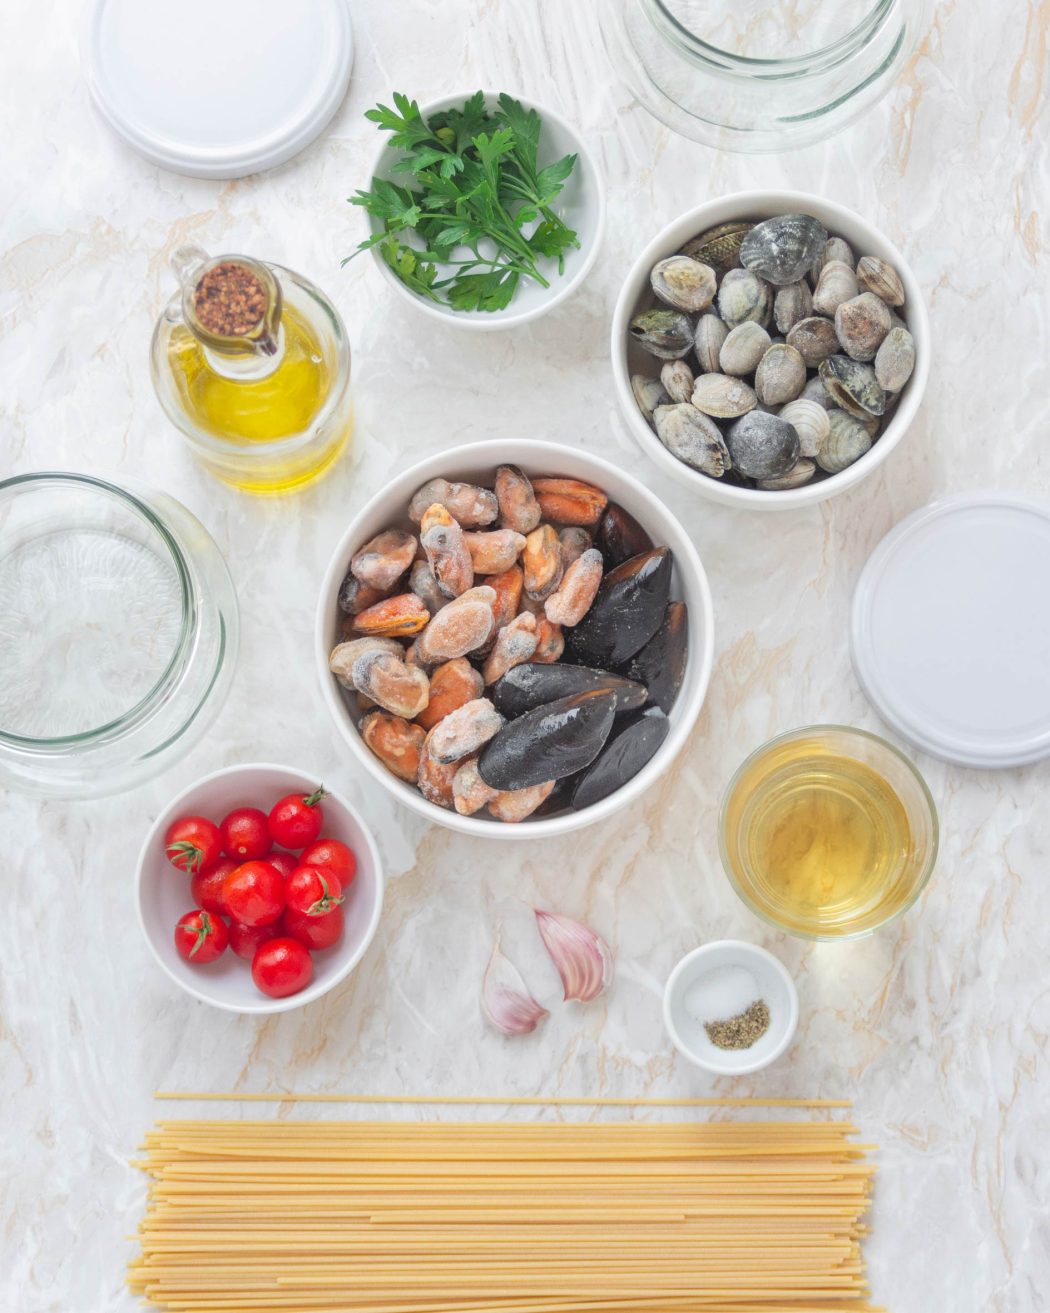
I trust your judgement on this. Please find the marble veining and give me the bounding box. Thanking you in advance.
[1,0,1048,1308]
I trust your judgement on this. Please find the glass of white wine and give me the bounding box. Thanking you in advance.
[719,725,938,939]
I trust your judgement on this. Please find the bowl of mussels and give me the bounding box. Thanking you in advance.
[316,440,714,837]
[611,190,930,510]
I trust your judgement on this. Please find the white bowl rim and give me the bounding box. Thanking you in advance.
[314,438,715,839]
[611,188,931,510]
[363,88,606,331]
[662,938,800,1076]
[135,762,385,1015]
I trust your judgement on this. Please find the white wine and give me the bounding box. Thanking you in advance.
[722,729,933,937]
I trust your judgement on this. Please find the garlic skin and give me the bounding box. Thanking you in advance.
[534,909,613,1003]
[481,938,549,1036]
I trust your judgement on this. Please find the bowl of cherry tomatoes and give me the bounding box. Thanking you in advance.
[136,764,384,1014]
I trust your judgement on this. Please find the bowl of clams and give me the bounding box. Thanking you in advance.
[316,440,714,837]
[611,191,929,509]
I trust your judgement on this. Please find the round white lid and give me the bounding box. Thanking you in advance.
[851,494,1050,769]
[84,0,353,178]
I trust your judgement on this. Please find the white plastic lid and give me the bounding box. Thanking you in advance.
[84,0,354,178]
[851,494,1050,769]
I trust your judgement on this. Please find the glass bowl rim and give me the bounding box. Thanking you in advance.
[717,722,939,941]
[0,470,196,750]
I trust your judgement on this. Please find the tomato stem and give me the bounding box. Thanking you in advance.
[304,785,328,808]
[307,873,344,916]
[167,840,205,873]
[189,911,214,958]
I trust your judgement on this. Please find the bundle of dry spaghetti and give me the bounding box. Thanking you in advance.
[129,1097,881,1313]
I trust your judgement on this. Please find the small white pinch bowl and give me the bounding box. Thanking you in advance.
[136,764,384,1015]
[611,190,930,510]
[663,940,799,1076]
[316,439,715,839]
[363,90,604,330]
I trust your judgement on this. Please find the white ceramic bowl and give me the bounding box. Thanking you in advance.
[136,764,384,1014]
[663,940,799,1076]
[316,440,714,839]
[364,90,604,331]
[611,190,930,510]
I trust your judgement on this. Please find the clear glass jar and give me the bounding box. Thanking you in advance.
[599,0,927,153]
[0,472,238,799]
[719,725,938,939]
[151,246,352,494]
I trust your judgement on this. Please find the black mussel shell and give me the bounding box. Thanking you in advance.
[621,601,688,714]
[491,663,648,719]
[478,690,617,791]
[565,548,672,669]
[570,708,670,810]
[597,504,654,569]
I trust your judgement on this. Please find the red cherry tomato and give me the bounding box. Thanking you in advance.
[286,865,344,917]
[283,904,345,951]
[265,850,299,882]
[300,837,357,886]
[268,787,327,850]
[252,937,314,998]
[228,919,280,961]
[219,807,272,861]
[191,857,238,916]
[223,861,286,927]
[165,815,222,875]
[174,909,228,964]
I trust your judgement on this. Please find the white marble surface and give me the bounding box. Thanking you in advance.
[2,0,1049,1308]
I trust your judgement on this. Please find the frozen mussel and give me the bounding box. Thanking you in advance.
[570,708,669,810]
[726,411,800,480]
[740,213,828,286]
[629,309,694,360]
[653,404,731,478]
[409,477,498,527]
[351,529,416,591]
[420,503,474,597]
[566,547,672,669]
[478,688,617,790]
[650,255,717,312]
[491,662,648,719]
[597,504,654,568]
[533,478,608,528]
[558,526,592,567]
[545,548,604,627]
[427,697,505,765]
[494,464,541,534]
[482,613,538,684]
[361,711,426,783]
[620,601,687,715]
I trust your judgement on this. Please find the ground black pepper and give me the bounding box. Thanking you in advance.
[193,262,267,337]
[704,999,771,1050]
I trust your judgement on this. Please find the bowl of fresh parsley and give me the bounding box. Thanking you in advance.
[347,90,605,330]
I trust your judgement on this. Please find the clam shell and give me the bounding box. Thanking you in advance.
[834,292,891,362]
[874,325,916,392]
[653,404,731,478]
[785,314,840,366]
[629,309,694,360]
[812,260,859,316]
[631,374,670,424]
[801,374,835,410]
[660,358,695,404]
[680,221,754,276]
[716,268,772,329]
[777,399,830,458]
[820,354,887,418]
[694,314,728,373]
[754,343,807,407]
[856,255,905,307]
[809,236,855,284]
[651,255,717,313]
[690,373,758,419]
[719,321,771,376]
[817,411,872,474]
[758,458,817,490]
[773,280,813,334]
[740,213,828,286]
[726,411,800,480]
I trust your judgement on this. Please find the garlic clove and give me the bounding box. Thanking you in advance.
[481,937,549,1036]
[534,909,613,1003]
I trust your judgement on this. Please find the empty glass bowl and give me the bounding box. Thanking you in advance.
[599,0,928,152]
[0,473,238,798]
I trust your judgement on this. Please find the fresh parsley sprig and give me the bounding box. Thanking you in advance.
[346,91,580,314]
